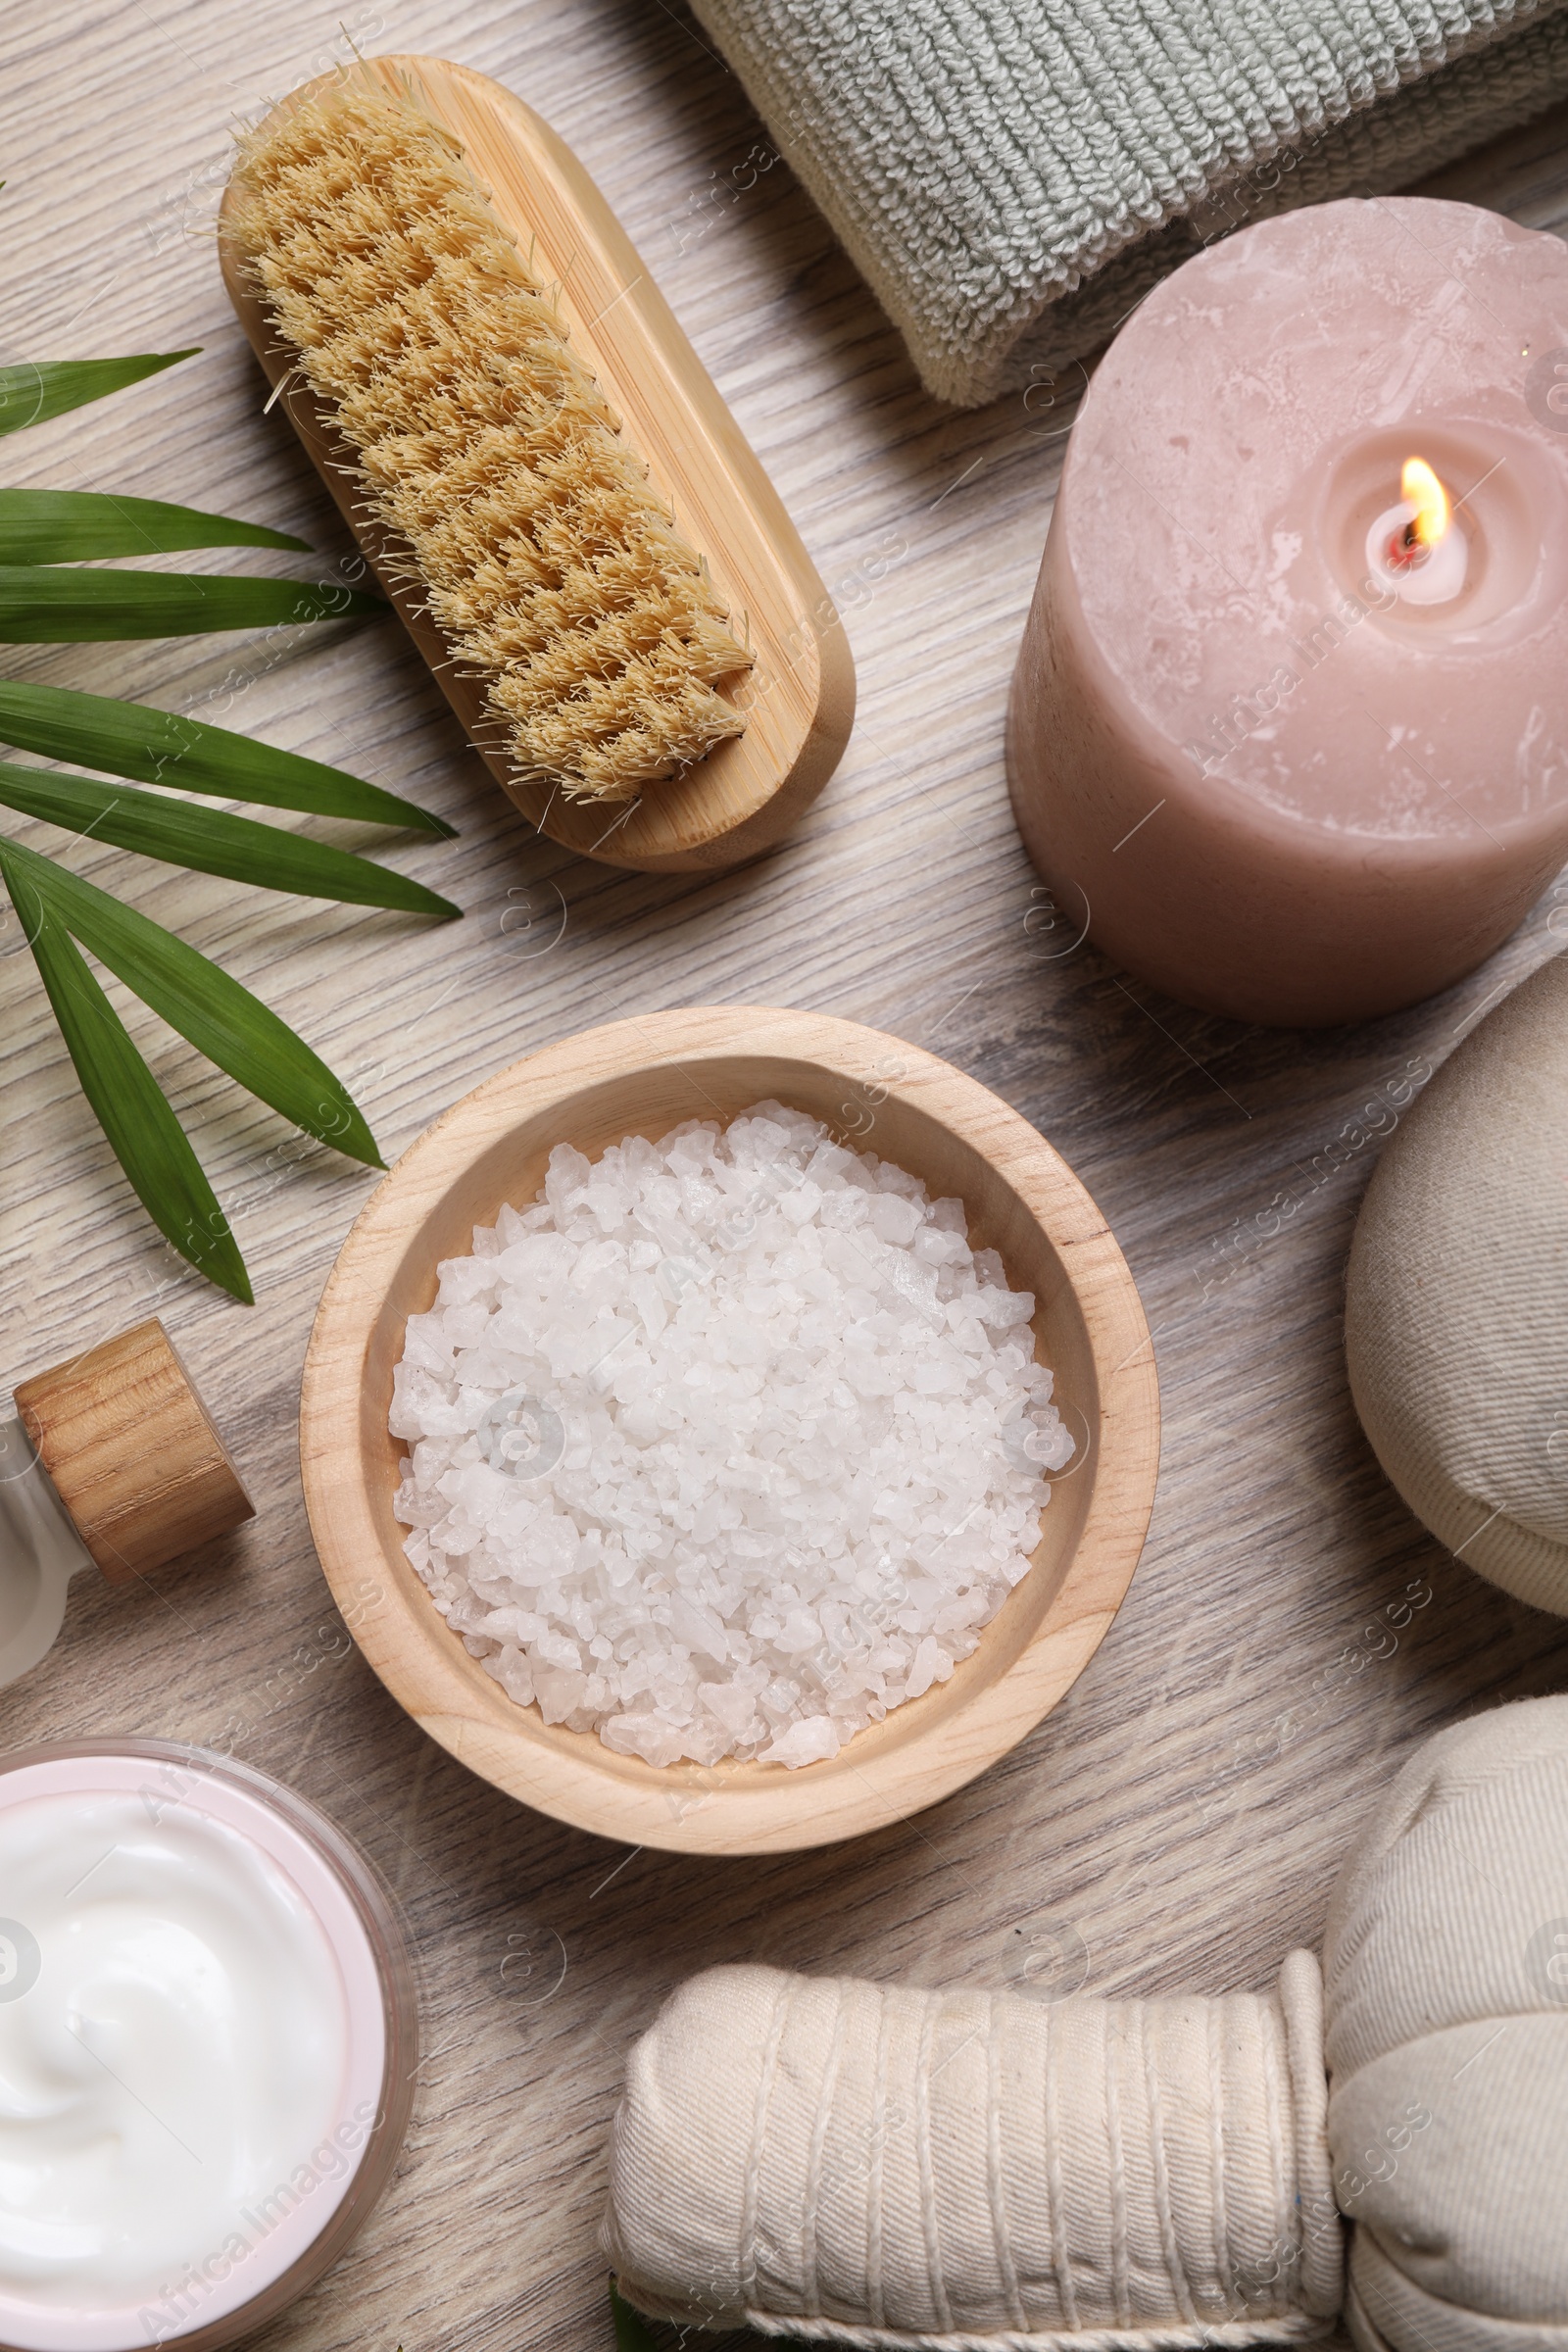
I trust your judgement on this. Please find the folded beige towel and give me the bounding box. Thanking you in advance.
[689,0,1568,404]
[606,1696,1568,2352]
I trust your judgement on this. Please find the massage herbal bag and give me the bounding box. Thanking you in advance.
[606,1695,1568,2352]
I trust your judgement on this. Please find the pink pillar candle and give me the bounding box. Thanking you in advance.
[1006,198,1568,1027]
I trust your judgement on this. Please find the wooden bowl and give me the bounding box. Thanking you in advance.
[299,1008,1159,1853]
[219,55,855,874]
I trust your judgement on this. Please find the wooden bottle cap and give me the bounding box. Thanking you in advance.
[13,1318,255,1583]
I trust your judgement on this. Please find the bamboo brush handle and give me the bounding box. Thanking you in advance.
[219,55,856,875]
[14,1319,254,1582]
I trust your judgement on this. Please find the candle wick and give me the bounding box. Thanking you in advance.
[1387,521,1430,573]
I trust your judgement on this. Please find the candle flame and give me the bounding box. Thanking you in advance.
[1400,456,1450,549]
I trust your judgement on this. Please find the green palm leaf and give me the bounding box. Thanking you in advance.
[0,844,252,1301]
[0,763,459,916]
[0,681,455,835]
[0,353,198,438]
[0,682,456,837]
[0,342,448,1300]
[0,487,310,563]
[0,565,382,641]
[0,837,382,1171]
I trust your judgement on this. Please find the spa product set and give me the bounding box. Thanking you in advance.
[3,37,1567,2352]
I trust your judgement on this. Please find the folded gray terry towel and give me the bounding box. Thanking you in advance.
[689,0,1568,404]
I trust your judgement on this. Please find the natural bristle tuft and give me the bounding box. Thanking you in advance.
[228,76,751,802]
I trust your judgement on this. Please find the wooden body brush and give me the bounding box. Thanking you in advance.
[220,57,855,873]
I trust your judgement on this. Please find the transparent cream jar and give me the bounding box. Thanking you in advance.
[0,1741,416,2352]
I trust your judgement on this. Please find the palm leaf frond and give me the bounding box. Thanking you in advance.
[0,763,460,916]
[0,842,253,1301]
[0,352,198,438]
[0,564,382,641]
[0,342,448,1300]
[0,681,456,835]
[0,486,310,562]
[2,836,383,1172]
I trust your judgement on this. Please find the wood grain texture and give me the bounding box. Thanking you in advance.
[219,55,857,872]
[2,6,1568,2351]
[298,1005,1158,1853]
[14,1317,253,1579]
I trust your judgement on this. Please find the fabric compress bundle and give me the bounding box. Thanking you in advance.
[606,1696,1568,2352]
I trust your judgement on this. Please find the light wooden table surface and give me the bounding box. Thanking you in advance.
[6,10,1568,2351]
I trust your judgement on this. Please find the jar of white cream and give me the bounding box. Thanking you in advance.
[0,1741,416,2352]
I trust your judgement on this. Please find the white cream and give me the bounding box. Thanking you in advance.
[0,1757,387,2352]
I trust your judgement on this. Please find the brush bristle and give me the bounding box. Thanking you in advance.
[228,76,751,803]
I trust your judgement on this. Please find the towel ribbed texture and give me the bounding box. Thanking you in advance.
[688,0,1568,403]
[1347,949,1568,1617]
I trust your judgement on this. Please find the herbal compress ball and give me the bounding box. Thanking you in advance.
[1348,948,1568,1615]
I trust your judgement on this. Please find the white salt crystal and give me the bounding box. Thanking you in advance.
[390,1103,1064,1769]
[760,1716,842,1768]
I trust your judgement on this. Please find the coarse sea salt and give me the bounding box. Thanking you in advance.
[389,1103,1073,1768]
